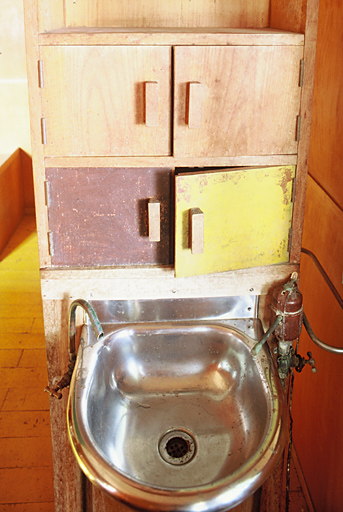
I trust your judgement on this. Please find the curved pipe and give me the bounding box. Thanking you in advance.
[69,299,104,357]
[303,312,343,355]
[301,248,343,311]
[45,299,104,399]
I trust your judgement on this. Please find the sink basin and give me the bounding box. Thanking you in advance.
[67,299,286,511]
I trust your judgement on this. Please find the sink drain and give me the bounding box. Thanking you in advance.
[158,429,196,466]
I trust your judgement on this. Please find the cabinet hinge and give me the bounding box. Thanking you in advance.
[299,59,305,88]
[44,181,50,207]
[47,232,54,256]
[38,60,44,88]
[41,117,47,145]
[296,115,301,142]
[288,227,293,254]
[291,176,297,204]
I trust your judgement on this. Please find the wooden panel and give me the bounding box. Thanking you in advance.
[0,151,24,254]
[45,154,298,170]
[38,0,65,32]
[293,254,343,512]
[302,177,343,296]
[307,0,343,210]
[40,46,171,157]
[46,167,173,267]
[64,0,269,29]
[174,45,303,158]
[40,264,300,301]
[288,0,320,263]
[42,299,84,512]
[38,28,305,47]
[270,0,307,33]
[175,166,295,278]
[90,482,257,512]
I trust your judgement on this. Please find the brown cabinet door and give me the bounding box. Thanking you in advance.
[40,46,172,157]
[173,45,303,157]
[46,168,173,266]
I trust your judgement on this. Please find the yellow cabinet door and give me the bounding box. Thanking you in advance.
[173,45,303,157]
[175,166,295,277]
[40,46,171,157]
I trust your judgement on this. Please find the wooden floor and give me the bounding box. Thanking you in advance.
[0,215,54,512]
[0,215,312,512]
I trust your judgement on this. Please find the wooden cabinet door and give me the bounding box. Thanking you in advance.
[40,46,171,157]
[175,166,295,277]
[46,167,173,266]
[173,46,303,157]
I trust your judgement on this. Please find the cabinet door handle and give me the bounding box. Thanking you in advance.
[189,207,204,254]
[148,199,161,242]
[187,82,202,129]
[145,81,159,127]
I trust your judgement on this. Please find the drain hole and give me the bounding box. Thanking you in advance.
[166,437,189,458]
[159,429,196,466]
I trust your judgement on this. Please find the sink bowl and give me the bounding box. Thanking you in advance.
[67,299,286,511]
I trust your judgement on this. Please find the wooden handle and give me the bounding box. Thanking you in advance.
[189,207,204,254]
[187,82,202,129]
[145,81,159,127]
[148,199,161,242]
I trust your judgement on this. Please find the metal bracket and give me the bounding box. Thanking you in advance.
[38,60,44,88]
[296,115,302,142]
[299,59,305,88]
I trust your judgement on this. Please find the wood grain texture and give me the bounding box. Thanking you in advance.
[0,215,54,511]
[0,151,24,254]
[23,0,51,267]
[174,45,303,158]
[40,46,171,157]
[270,0,307,33]
[301,177,343,307]
[63,0,269,30]
[44,154,298,169]
[307,0,343,210]
[293,253,343,512]
[46,167,172,266]
[38,28,305,46]
[42,299,85,512]
[288,0,320,262]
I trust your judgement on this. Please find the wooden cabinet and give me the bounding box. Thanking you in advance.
[40,42,302,159]
[24,1,320,511]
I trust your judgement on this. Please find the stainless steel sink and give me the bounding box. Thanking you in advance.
[67,297,286,511]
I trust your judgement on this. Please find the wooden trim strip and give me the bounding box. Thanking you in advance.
[38,28,305,47]
[45,155,298,169]
[40,264,299,301]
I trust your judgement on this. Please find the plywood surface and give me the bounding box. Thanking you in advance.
[174,45,303,158]
[308,0,343,210]
[40,45,172,157]
[175,166,295,277]
[302,177,343,296]
[46,167,173,266]
[0,151,24,254]
[63,0,269,30]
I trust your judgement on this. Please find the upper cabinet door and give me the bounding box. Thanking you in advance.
[175,166,295,278]
[173,46,303,158]
[40,46,172,157]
